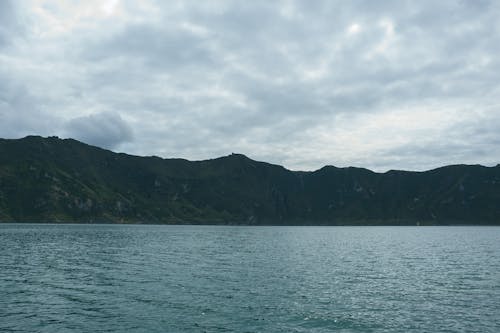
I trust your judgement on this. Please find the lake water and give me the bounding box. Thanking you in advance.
[0,224,499,332]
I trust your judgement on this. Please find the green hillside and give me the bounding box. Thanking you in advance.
[1,136,499,224]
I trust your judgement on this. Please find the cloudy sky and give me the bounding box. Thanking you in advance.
[1,0,500,171]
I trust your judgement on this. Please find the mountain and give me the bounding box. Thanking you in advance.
[0,136,499,224]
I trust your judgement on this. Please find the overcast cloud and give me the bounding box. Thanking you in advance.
[1,0,500,171]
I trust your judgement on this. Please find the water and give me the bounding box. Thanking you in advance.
[0,224,499,332]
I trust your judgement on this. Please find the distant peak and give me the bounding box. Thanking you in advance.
[21,135,61,141]
[316,165,339,171]
[22,135,44,140]
[229,153,249,159]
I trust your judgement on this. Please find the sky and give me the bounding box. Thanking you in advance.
[1,0,500,172]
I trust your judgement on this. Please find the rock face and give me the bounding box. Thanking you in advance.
[0,136,499,224]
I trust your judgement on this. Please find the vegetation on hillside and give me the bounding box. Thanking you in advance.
[1,136,499,224]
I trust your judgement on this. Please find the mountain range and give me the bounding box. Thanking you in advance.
[0,136,499,225]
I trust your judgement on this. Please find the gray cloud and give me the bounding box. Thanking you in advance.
[0,0,17,48]
[64,112,133,150]
[2,0,500,171]
[0,70,59,138]
[85,23,218,70]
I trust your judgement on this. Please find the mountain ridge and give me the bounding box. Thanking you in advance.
[0,136,499,225]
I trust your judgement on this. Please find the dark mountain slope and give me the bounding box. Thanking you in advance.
[0,136,499,224]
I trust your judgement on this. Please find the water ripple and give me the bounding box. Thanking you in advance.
[1,224,499,332]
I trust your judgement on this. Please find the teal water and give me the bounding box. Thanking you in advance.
[0,225,499,332]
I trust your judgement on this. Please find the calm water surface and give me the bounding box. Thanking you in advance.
[0,224,499,332]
